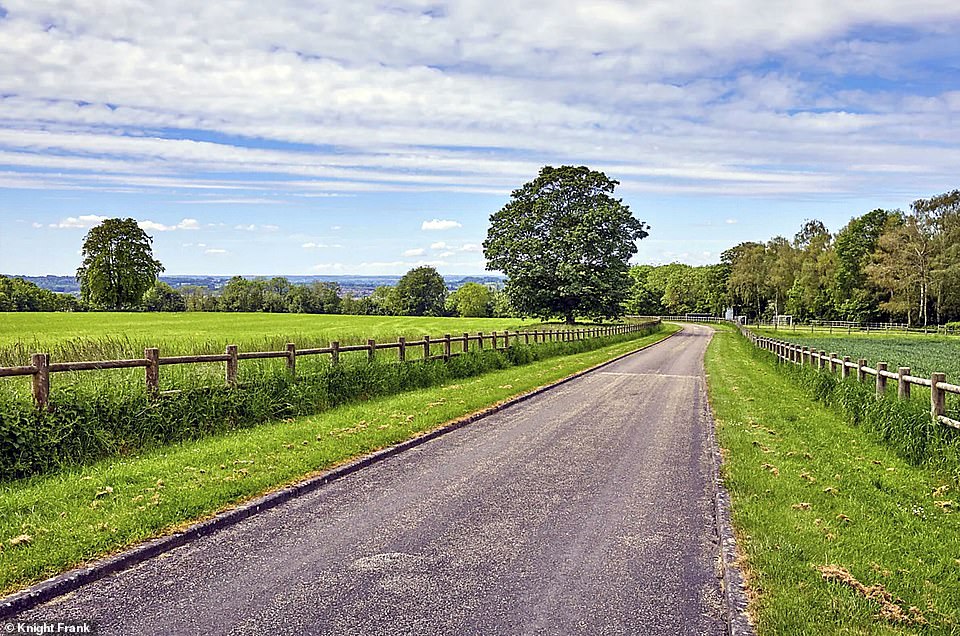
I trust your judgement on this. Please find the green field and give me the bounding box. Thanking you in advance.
[0,312,544,366]
[707,326,960,634]
[755,327,960,383]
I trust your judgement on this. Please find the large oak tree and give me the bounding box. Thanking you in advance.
[76,218,164,310]
[483,166,648,324]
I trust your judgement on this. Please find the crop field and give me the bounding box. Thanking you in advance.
[0,312,541,366]
[754,327,960,382]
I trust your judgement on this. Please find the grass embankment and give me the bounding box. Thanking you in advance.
[1,323,661,480]
[0,325,677,596]
[707,326,960,635]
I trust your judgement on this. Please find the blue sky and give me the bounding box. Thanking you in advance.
[1,1,958,276]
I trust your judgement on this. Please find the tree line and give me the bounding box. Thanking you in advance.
[626,190,960,326]
[0,269,515,318]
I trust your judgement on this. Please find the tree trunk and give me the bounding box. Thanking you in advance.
[565,312,575,325]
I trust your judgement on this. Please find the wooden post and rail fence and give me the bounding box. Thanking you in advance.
[0,321,659,410]
[741,326,960,430]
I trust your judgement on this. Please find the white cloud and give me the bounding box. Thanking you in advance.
[234,224,257,231]
[437,251,456,258]
[31,222,43,229]
[725,219,739,224]
[422,219,463,231]
[205,248,228,254]
[403,247,426,257]
[430,241,448,249]
[460,243,483,253]
[139,218,201,232]
[0,1,955,208]
[50,214,109,229]
[261,224,280,231]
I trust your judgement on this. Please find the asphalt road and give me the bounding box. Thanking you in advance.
[21,325,725,635]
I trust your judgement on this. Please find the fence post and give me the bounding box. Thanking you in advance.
[32,352,50,410]
[368,339,376,363]
[444,334,452,359]
[226,344,238,387]
[898,367,911,400]
[398,337,406,362]
[841,356,851,379]
[876,362,888,395]
[145,347,160,398]
[285,343,296,376]
[424,335,431,359]
[478,332,484,350]
[829,353,838,373]
[492,331,499,349]
[932,372,946,420]
[524,331,530,345]
[331,341,340,365]
[802,347,809,365]
[816,350,824,370]
[463,332,469,353]
[857,359,867,383]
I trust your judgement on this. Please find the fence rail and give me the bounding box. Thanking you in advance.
[742,327,960,429]
[2,321,659,410]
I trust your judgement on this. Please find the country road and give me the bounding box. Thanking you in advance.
[19,324,727,635]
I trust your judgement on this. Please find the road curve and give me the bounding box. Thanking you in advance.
[21,325,724,635]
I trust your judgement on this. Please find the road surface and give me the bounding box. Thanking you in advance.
[20,325,724,635]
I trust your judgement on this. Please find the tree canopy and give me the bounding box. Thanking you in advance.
[76,218,164,310]
[483,165,648,323]
[393,266,447,316]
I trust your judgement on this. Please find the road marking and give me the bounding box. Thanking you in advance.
[598,372,700,380]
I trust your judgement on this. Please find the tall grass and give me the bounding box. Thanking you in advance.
[746,332,960,476]
[0,324,663,481]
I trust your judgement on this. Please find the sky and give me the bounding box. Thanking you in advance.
[0,1,959,277]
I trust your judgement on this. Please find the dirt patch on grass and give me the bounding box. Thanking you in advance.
[816,564,927,626]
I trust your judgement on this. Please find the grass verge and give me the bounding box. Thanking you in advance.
[0,324,677,596]
[706,325,960,635]
[1,323,660,481]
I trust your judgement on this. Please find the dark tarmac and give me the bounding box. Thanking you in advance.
[21,325,725,635]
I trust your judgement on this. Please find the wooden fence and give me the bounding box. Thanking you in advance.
[742,327,960,429]
[0,321,658,410]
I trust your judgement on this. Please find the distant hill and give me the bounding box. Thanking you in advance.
[4,274,506,298]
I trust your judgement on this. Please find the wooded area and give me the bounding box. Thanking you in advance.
[627,190,960,326]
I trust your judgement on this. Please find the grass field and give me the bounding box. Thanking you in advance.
[0,327,677,596]
[0,312,544,366]
[706,326,960,634]
[755,327,960,381]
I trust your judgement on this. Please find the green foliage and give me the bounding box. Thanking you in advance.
[484,165,648,323]
[0,276,82,312]
[142,282,186,312]
[626,263,730,315]
[393,266,447,316]
[445,282,493,317]
[76,218,164,310]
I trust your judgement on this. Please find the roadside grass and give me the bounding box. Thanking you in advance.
[706,326,960,635]
[751,328,960,426]
[0,323,662,481]
[0,325,677,596]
